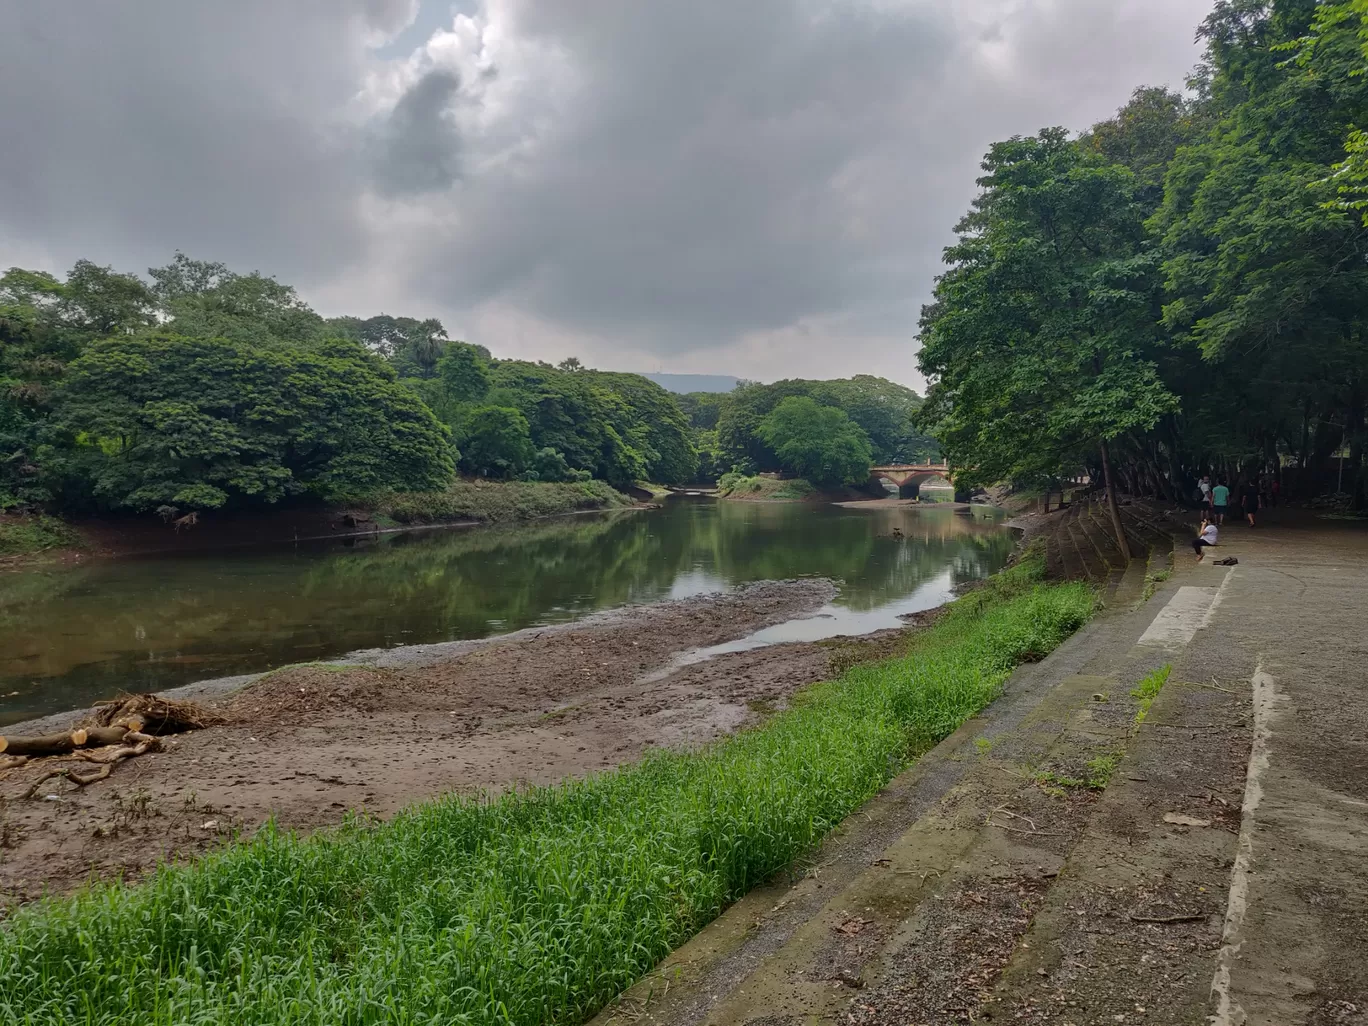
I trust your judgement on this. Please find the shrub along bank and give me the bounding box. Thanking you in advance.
[716,473,818,501]
[0,514,83,558]
[369,479,634,525]
[0,550,1092,1025]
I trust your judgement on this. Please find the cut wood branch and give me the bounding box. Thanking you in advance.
[72,734,159,764]
[0,726,132,758]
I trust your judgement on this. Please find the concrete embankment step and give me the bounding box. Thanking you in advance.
[1108,554,1150,608]
[977,661,1248,1024]
[1065,519,1108,583]
[592,573,1214,1026]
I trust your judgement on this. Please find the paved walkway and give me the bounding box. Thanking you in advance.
[1195,512,1368,1025]
[590,509,1368,1026]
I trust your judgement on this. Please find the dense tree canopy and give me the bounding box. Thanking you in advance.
[713,376,935,476]
[3,253,934,512]
[411,356,698,488]
[918,130,1176,492]
[0,256,701,514]
[919,0,1368,512]
[756,396,874,488]
[54,335,454,511]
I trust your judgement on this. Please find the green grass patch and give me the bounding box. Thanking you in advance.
[368,479,633,525]
[1140,567,1172,604]
[1085,751,1121,789]
[633,482,674,501]
[716,473,817,501]
[1131,663,1171,726]
[0,564,1092,1025]
[0,514,82,557]
[1034,751,1119,793]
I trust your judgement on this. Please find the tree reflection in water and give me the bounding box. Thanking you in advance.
[0,500,1013,724]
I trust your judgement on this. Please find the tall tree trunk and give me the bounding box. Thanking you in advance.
[1151,446,1177,503]
[1350,388,1366,511]
[1099,439,1132,562]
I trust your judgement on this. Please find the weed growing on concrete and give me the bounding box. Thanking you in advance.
[1035,750,1121,793]
[0,569,1092,1025]
[1085,752,1121,789]
[1131,664,1171,726]
[1140,568,1172,604]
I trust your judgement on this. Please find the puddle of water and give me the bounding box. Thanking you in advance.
[642,568,957,682]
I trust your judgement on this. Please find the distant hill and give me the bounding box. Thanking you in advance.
[641,373,741,394]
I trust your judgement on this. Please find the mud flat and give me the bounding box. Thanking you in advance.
[0,578,920,904]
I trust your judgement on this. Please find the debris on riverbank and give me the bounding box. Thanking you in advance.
[0,577,911,903]
[0,560,1092,1026]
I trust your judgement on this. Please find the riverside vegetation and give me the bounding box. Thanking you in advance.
[918,1,1368,523]
[1,253,938,544]
[0,549,1091,1025]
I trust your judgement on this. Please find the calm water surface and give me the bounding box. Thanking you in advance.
[0,500,1014,725]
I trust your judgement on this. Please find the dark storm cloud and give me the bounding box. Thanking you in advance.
[371,70,464,195]
[405,1,959,342]
[0,0,1211,379]
[0,0,414,284]
[394,0,1212,358]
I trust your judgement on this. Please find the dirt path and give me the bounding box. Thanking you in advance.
[0,579,920,905]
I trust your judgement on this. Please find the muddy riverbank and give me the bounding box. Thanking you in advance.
[0,578,932,904]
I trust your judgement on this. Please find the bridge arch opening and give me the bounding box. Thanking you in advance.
[868,464,954,501]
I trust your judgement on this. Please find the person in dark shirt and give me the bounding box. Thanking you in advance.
[1242,480,1261,527]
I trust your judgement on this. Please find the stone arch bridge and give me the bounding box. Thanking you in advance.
[869,462,962,500]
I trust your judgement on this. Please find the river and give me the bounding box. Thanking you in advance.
[0,499,1015,726]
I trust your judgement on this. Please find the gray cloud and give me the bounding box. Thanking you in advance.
[371,70,464,195]
[0,0,1211,384]
[0,0,412,285]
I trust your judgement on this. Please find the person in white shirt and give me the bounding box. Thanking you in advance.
[1192,519,1218,562]
[1198,475,1212,509]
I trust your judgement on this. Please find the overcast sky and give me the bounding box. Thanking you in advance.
[0,0,1213,388]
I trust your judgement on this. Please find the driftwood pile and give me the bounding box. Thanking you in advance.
[0,693,220,799]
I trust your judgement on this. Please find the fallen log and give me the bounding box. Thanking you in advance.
[0,726,131,757]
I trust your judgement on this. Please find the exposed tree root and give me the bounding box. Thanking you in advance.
[13,734,161,800]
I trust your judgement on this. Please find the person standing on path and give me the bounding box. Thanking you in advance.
[1211,480,1230,525]
[1199,475,1213,510]
[1243,479,1261,527]
[1192,518,1219,561]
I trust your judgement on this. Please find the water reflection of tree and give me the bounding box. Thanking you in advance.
[687,503,1015,610]
[2,503,1017,722]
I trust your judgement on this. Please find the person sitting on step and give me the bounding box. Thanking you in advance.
[1192,518,1218,562]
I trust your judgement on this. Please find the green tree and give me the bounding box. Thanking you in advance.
[756,396,873,489]
[1151,0,1368,505]
[1083,87,1202,207]
[460,406,536,479]
[148,253,327,347]
[438,343,493,404]
[918,129,1177,555]
[51,334,454,511]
